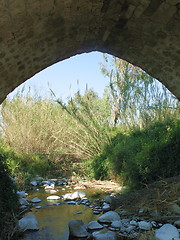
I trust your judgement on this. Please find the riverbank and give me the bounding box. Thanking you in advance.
[15,175,180,240]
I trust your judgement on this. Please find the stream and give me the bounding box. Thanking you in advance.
[21,185,110,240]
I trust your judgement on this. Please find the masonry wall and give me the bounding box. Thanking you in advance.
[0,0,179,102]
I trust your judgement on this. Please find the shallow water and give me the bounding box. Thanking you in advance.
[21,186,109,240]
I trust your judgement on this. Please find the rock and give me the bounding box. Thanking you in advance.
[47,195,60,200]
[169,204,180,214]
[19,197,29,206]
[42,180,51,185]
[102,203,111,212]
[155,224,179,240]
[18,214,39,231]
[125,225,136,233]
[67,201,76,205]
[68,220,88,238]
[174,220,180,228]
[44,183,55,190]
[35,206,42,209]
[33,177,44,183]
[104,196,114,204]
[87,221,104,231]
[111,221,122,228]
[50,178,58,182]
[49,189,57,194]
[17,191,26,198]
[80,199,90,205]
[92,230,117,240]
[62,191,86,200]
[30,180,37,186]
[31,197,42,203]
[138,221,151,230]
[130,220,138,226]
[98,211,121,223]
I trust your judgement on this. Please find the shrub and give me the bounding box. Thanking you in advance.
[0,149,18,239]
[92,118,180,190]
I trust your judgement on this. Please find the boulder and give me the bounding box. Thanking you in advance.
[68,220,88,238]
[98,211,121,223]
[155,224,179,240]
[18,214,39,231]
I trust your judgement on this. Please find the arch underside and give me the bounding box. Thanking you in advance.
[0,0,179,102]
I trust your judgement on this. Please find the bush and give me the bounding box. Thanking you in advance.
[92,118,180,190]
[0,149,18,239]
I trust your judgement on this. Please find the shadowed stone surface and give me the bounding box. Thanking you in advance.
[0,0,179,101]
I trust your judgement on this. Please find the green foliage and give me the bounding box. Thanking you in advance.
[92,118,180,190]
[0,147,18,239]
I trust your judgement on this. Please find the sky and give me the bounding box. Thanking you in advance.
[9,51,110,101]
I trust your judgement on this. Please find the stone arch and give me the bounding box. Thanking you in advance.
[0,0,179,102]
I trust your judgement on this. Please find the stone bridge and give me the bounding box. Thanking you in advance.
[0,0,179,102]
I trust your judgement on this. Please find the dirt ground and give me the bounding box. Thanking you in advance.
[114,175,180,223]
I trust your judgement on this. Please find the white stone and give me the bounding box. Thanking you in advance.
[111,220,122,228]
[47,195,60,200]
[31,197,41,203]
[18,214,39,231]
[155,224,179,240]
[98,211,121,223]
[44,183,55,190]
[138,221,151,230]
[68,220,88,238]
[87,221,104,230]
[92,230,117,240]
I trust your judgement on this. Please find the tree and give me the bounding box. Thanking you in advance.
[100,54,179,128]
